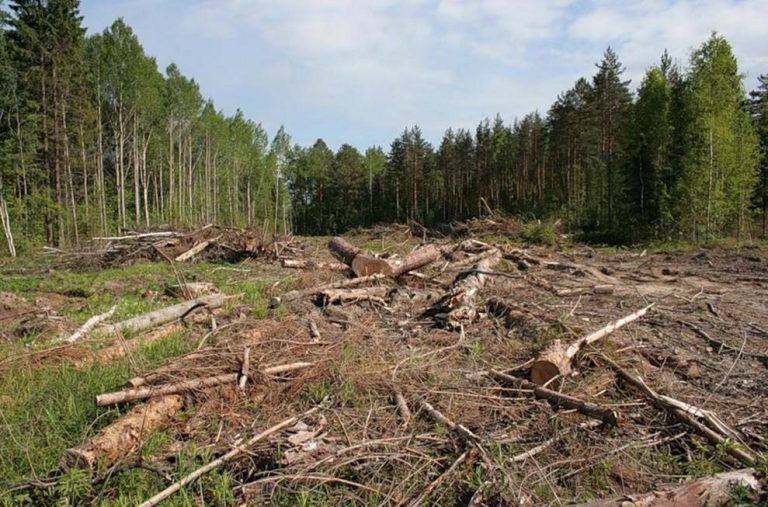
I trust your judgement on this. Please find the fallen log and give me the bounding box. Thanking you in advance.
[63,394,183,471]
[601,355,757,466]
[328,237,362,265]
[488,369,622,426]
[531,303,654,386]
[429,249,501,328]
[61,305,117,343]
[100,294,226,336]
[573,468,763,506]
[269,273,385,308]
[390,244,442,277]
[96,362,314,406]
[318,287,389,305]
[137,406,320,507]
[281,259,350,271]
[174,238,214,262]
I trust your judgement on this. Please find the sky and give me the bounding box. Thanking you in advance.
[79,0,768,150]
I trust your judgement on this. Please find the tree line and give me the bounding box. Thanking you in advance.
[288,41,767,244]
[0,1,291,255]
[0,1,766,257]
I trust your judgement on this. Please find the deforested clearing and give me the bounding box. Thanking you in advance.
[1,224,767,505]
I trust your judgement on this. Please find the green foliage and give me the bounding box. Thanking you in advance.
[521,221,558,246]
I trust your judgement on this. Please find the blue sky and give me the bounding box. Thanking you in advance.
[80,0,768,150]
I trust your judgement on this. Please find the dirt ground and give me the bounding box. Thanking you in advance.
[1,229,767,506]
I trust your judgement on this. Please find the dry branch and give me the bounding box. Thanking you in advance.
[430,249,501,328]
[572,468,763,506]
[392,388,412,427]
[137,406,320,507]
[318,287,389,305]
[601,355,757,466]
[96,362,313,406]
[418,400,480,442]
[488,369,622,426]
[93,322,183,365]
[281,259,349,271]
[174,238,215,262]
[63,395,183,472]
[62,304,117,343]
[390,244,442,277]
[531,303,654,386]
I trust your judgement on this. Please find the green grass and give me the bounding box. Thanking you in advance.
[0,257,286,505]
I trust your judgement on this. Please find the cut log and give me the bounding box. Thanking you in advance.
[281,259,350,271]
[488,369,622,426]
[390,244,442,277]
[573,468,763,506]
[328,237,362,265]
[164,282,218,300]
[351,255,394,277]
[100,294,226,336]
[61,305,117,343]
[531,303,654,386]
[96,362,314,406]
[63,395,183,472]
[318,287,390,305]
[174,238,214,262]
[429,249,501,328]
[269,273,385,308]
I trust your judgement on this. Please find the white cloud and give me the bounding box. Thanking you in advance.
[85,0,768,147]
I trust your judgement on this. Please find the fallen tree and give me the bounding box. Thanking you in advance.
[63,394,184,471]
[531,303,654,386]
[328,237,442,277]
[100,294,226,336]
[96,362,314,406]
[428,249,501,328]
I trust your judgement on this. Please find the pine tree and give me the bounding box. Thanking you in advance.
[749,74,768,235]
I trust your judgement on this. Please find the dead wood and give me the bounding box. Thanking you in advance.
[100,294,226,336]
[270,273,386,307]
[92,322,183,365]
[281,259,349,271]
[328,237,362,265]
[61,305,117,343]
[96,362,314,406]
[601,355,758,466]
[573,468,764,506]
[418,400,480,442]
[174,237,216,262]
[390,244,443,277]
[488,369,622,426]
[63,395,183,472]
[318,287,389,305]
[531,303,654,386]
[137,406,320,507]
[429,249,501,328]
[351,255,394,277]
[392,388,412,427]
[408,449,471,507]
[238,346,251,392]
[679,320,768,362]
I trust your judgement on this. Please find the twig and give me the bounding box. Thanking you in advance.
[137,406,320,507]
[407,450,471,506]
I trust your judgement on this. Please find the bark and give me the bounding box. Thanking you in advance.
[63,395,184,472]
[174,239,214,262]
[61,305,117,343]
[429,249,501,328]
[390,244,442,276]
[574,468,763,506]
[270,273,385,308]
[318,287,389,305]
[531,304,654,386]
[96,362,313,406]
[281,259,350,271]
[100,294,226,336]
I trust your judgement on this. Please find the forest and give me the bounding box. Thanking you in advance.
[0,0,767,256]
